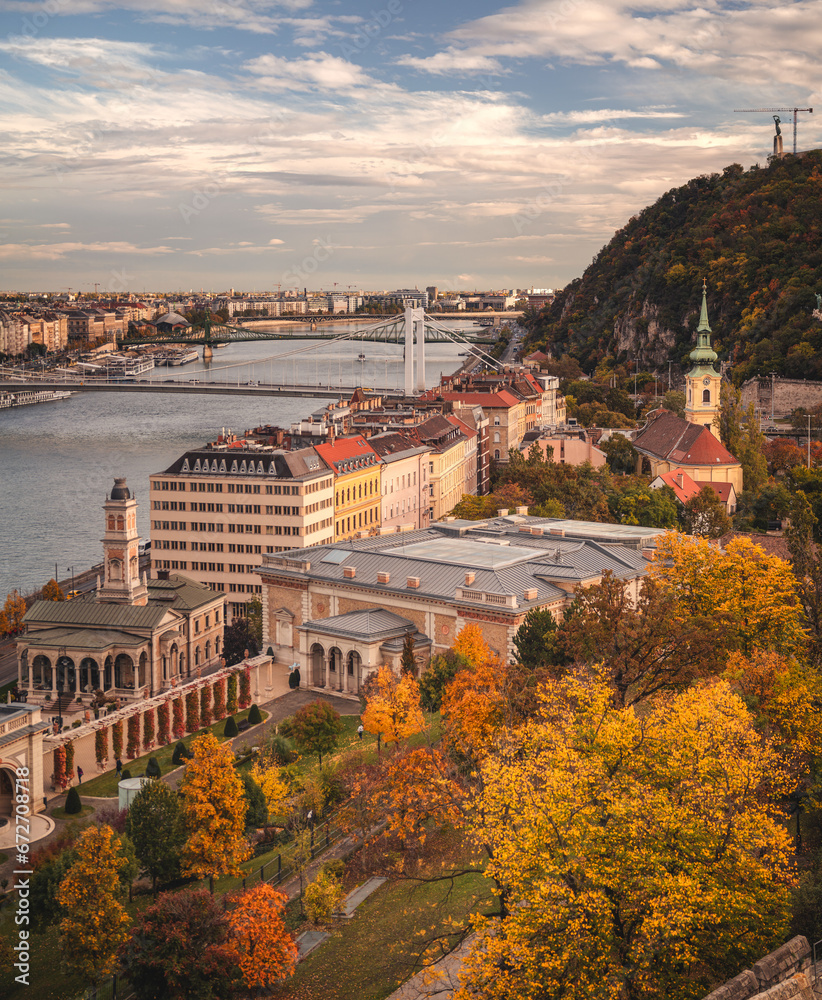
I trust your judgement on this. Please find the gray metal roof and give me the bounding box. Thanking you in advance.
[298,608,416,641]
[20,627,147,650]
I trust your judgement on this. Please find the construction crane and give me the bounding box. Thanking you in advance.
[734,106,813,155]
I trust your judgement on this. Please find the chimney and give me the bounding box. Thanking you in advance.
[343,566,356,579]
[676,473,684,488]
[157,569,170,581]
[406,576,420,589]
[516,506,529,515]
[497,508,509,517]
[523,588,537,601]
[465,572,475,586]
[377,570,390,584]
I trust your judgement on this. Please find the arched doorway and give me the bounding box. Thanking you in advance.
[328,647,343,691]
[347,651,361,693]
[104,656,113,691]
[114,653,133,689]
[79,657,100,694]
[56,655,75,693]
[0,767,15,818]
[32,654,51,689]
[310,643,325,687]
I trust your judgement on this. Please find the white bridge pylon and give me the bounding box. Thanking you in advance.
[405,306,426,395]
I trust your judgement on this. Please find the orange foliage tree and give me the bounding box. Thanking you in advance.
[56,825,131,985]
[381,746,467,848]
[442,656,505,761]
[361,665,425,748]
[226,884,297,991]
[180,732,251,880]
[452,622,492,668]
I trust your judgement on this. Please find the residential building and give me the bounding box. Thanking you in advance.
[314,435,382,542]
[433,389,524,463]
[414,414,477,521]
[0,311,30,356]
[256,513,661,694]
[369,431,432,531]
[520,426,607,467]
[149,446,335,620]
[650,467,737,514]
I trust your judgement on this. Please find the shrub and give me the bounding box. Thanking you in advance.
[171,742,188,766]
[304,868,343,926]
[268,734,297,765]
[157,701,171,745]
[64,786,82,815]
[126,714,140,759]
[223,716,239,738]
[227,673,238,715]
[239,669,251,711]
[248,704,262,726]
[71,720,81,729]
[121,769,132,780]
[288,667,300,690]
[95,727,109,765]
[145,757,161,779]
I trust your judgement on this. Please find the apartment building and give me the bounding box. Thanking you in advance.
[0,311,31,356]
[149,445,334,620]
[369,432,432,532]
[19,311,68,353]
[415,414,476,521]
[314,435,382,541]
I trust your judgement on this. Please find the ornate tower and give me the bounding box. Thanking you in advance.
[98,477,148,605]
[685,281,722,432]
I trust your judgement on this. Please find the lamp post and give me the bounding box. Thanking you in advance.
[68,566,75,596]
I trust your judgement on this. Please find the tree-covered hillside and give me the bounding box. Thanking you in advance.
[523,151,822,382]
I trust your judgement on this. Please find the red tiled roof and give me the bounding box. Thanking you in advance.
[634,410,738,466]
[436,390,521,409]
[655,467,701,503]
[696,480,735,502]
[314,434,378,471]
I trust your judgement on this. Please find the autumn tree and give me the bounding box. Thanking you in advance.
[56,825,131,985]
[401,633,417,676]
[786,491,822,665]
[179,732,251,881]
[681,484,732,538]
[380,746,468,849]
[0,590,26,635]
[455,673,793,1000]
[557,571,726,707]
[41,578,65,601]
[418,649,469,713]
[650,532,807,657]
[453,622,492,668]
[250,749,291,820]
[126,778,186,895]
[362,666,425,748]
[290,699,345,765]
[122,888,239,1000]
[719,381,768,494]
[226,884,298,991]
[764,438,805,477]
[441,656,505,760]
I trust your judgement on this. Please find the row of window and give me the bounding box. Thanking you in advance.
[382,471,419,495]
[384,496,419,519]
[336,507,378,536]
[335,478,379,507]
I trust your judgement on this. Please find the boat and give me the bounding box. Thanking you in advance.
[165,348,200,366]
[358,353,367,361]
[0,389,74,408]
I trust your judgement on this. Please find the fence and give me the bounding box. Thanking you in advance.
[73,816,351,1000]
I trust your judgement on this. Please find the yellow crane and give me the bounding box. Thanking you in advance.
[734,106,813,154]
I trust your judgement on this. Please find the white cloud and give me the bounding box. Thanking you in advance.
[244,51,376,92]
[397,49,505,76]
[0,241,175,260]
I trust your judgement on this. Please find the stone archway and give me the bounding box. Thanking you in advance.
[328,647,343,691]
[310,643,325,687]
[346,650,362,693]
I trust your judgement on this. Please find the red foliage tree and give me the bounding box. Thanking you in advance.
[212,679,226,721]
[53,745,67,790]
[126,714,140,760]
[185,690,200,733]
[112,720,124,760]
[238,669,251,711]
[143,708,156,752]
[95,727,109,766]
[157,701,171,746]
[200,685,212,728]
[64,740,75,784]
[172,698,185,740]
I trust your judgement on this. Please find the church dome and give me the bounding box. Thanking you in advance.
[110,477,131,500]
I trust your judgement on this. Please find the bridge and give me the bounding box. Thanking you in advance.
[4,308,506,399]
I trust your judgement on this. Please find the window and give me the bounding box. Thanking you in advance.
[702,388,711,403]
[494,432,500,443]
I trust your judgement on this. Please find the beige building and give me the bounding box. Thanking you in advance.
[150,446,335,620]
[257,515,661,694]
[18,478,225,710]
[416,414,477,521]
[370,432,432,531]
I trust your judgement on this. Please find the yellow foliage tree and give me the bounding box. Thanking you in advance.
[180,732,251,880]
[250,750,291,821]
[56,825,131,985]
[455,672,794,1000]
[304,868,344,925]
[41,578,65,601]
[650,532,807,656]
[453,622,492,668]
[227,884,297,990]
[361,665,425,747]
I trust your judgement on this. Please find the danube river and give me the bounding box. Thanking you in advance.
[0,328,470,598]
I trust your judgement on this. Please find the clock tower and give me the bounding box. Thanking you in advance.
[685,281,722,432]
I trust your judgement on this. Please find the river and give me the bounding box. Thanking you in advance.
[0,325,471,598]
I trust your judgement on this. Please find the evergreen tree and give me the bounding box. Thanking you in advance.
[400,634,417,677]
[64,786,82,815]
[126,779,186,895]
[241,771,268,831]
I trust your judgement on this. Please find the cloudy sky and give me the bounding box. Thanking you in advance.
[0,0,819,294]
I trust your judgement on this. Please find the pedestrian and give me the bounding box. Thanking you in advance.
[357,723,364,740]
[115,757,123,779]
[77,766,84,784]
[307,808,314,828]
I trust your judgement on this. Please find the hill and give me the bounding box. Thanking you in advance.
[523,151,822,383]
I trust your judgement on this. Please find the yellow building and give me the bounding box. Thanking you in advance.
[315,435,381,540]
[685,281,722,432]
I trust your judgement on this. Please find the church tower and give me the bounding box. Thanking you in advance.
[98,477,148,605]
[685,281,722,432]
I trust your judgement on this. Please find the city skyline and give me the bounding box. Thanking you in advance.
[0,0,819,292]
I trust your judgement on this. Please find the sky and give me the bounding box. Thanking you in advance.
[0,0,820,294]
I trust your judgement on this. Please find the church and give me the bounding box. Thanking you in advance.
[17,479,226,716]
[632,283,743,495]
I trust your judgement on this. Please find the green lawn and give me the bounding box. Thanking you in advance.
[272,831,494,1000]
[79,707,267,798]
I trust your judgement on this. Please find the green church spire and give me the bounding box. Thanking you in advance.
[689,279,718,369]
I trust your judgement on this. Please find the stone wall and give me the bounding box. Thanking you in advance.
[702,936,815,1000]
[740,378,822,421]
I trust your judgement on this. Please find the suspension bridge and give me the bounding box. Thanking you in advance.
[1,308,507,400]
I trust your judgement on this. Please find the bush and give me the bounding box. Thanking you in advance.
[223,716,239,738]
[171,741,188,765]
[121,769,132,780]
[288,667,300,690]
[247,703,262,726]
[268,734,297,765]
[145,757,161,779]
[64,786,82,815]
[304,868,344,926]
